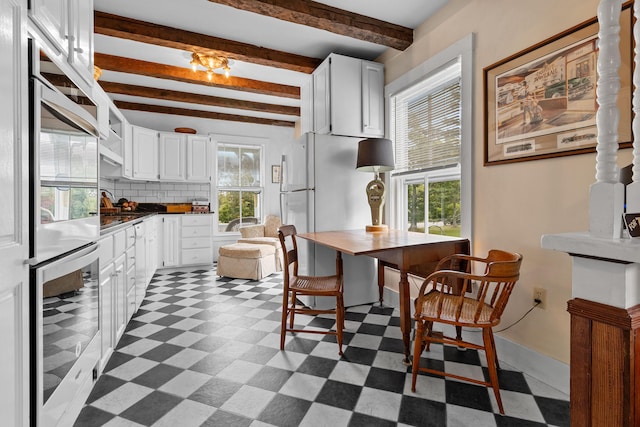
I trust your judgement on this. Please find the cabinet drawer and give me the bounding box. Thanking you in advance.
[126,247,135,269]
[113,230,126,255]
[126,264,136,292]
[126,286,136,321]
[126,226,136,248]
[181,225,211,238]
[181,237,211,250]
[98,235,114,266]
[181,248,212,265]
[182,215,211,227]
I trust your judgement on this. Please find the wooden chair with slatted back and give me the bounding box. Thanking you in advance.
[278,224,345,355]
[411,249,523,415]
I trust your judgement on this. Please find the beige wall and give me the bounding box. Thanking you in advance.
[378,0,634,364]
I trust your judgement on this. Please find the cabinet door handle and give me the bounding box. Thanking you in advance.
[74,47,84,53]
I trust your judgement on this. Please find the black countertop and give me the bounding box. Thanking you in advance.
[100,212,156,234]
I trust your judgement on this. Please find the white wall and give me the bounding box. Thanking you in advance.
[378,0,634,365]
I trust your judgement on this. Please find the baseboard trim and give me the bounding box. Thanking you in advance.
[382,287,569,395]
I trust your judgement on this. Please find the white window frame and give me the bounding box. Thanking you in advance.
[210,134,267,234]
[384,34,474,239]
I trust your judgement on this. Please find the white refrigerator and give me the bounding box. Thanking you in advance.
[279,133,378,308]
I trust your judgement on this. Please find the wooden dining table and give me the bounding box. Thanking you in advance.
[297,229,470,364]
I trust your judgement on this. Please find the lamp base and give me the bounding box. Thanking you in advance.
[365,224,388,232]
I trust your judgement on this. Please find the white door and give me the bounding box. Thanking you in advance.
[159,132,185,181]
[186,135,210,182]
[0,0,29,425]
[132,126,159,180]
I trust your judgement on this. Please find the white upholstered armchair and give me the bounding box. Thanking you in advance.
[238,215,284,271]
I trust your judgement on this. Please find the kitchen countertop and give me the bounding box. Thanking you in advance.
[99,211,213,234]
[100,212,157,234]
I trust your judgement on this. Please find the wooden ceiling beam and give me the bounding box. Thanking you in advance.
[99,81,300,116]
[114,101,296,127]
[94,53,300,99]
[94,11,321,74]
[207,0,413,51]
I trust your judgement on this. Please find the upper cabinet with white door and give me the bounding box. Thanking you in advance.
[159,132,186,181]
[186,134,211,182]
[307,53,384,138]
[29,0,94,86]
[131,125,159,181]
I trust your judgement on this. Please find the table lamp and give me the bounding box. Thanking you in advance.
[356,138,395,232]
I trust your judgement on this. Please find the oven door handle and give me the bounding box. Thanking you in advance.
[38,243,99,284]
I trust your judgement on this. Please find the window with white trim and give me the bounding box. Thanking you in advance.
[214,139,264,233]
[387,35,473,238]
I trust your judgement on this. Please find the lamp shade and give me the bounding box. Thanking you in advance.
[356,138,395,172]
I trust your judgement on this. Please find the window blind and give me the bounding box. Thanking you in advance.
[391,60,462,175]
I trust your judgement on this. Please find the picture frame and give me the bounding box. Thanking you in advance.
[483,2,633,166]
[271,165,281,183]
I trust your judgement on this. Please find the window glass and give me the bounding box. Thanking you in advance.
[215,142,263,232]
[388,45,470,238]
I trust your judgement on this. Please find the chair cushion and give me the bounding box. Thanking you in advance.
[219,243,275,259]
[263,215,282,238]
[239,224,265,238]
[417,291,494,325]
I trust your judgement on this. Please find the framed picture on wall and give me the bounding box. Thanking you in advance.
[483,1,633,166]
[271,165,281,183]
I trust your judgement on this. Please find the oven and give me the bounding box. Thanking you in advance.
[30,243,100,426]
[29,37,99,265]
[28,37,101,426]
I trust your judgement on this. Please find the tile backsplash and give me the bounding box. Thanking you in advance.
[100,178,210,203]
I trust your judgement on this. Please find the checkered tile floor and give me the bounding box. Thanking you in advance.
[74,267,569,426]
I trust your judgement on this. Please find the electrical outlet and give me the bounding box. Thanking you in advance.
[533,287,546,309]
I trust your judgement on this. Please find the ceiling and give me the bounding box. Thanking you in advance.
[93,0,448,128]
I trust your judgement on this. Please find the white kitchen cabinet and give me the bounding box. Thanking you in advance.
[29,0,94,86]
[145,216,158,285]
[186,134,211,182]
[134,221,146,310]
[113,253,127,342]
[98,261,114,372]
[123,120,133,179]
[132,125,159,180]
[309,53,384,138]
[0,0,29,424]
[181,214,213,266]
[160,215,181,268]
[159,132,186,181]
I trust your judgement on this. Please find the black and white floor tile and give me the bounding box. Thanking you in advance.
[74,267,569,427]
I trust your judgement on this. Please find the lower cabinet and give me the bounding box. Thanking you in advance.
[97,224,137,373]
[158,214,214,268]
[181,215,213,266]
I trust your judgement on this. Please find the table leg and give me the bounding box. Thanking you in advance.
[377,261,385,307]
[398,270,412,365]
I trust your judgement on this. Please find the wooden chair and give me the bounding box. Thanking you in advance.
[411,249,523,415]
[278,224,345,355]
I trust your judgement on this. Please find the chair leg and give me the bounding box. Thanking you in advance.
[423,321,433,352]
[280,291,289,351]
[411,320,424,392]
[289,291,296,329]
[336,294,344,355]
[489,328,500,370]
[483,327,504,415]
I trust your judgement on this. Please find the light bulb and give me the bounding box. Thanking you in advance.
[224,67,230,78]
[207,70,212,81]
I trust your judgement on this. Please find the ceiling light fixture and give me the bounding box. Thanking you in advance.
[190,52,231,80]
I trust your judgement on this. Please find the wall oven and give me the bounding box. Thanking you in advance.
[30,243,100,426]
[29,37,99,264]
[28,37,101,426]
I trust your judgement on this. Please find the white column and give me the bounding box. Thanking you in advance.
[589,0,624,237]
[627,0,640,212]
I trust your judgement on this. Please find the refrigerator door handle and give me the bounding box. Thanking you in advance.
[280,154,286,193]
[279,192,286,224]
